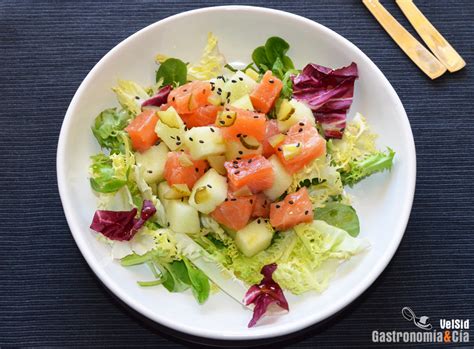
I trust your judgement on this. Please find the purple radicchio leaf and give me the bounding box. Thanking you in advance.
[141,85,172,108]
[243,263,289,328]
[89,200,156,241]
[292,62,358,139]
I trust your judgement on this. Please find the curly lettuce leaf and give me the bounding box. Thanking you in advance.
[288,155,344,208]
[341,148,395,187]
[200,218,367,295]
[112,80,150,116]
[329,112,377,171]
[272,220,368,294]
[328,113,395,187]
[91,108,131,154]
[89,154,127,193]
[187,33,226,81]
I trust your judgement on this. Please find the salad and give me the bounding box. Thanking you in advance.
[88,34,395,327]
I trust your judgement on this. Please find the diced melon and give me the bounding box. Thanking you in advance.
[277,99,315,132]
[222,71,258,104]
[134,142,169,184]
[155,107,186,151]
[208,77,226,105]
[183,126,226,160]
[245,68,260,81]
[230,94,254,111]
[207,155,227,175]
[157,181,173,208]
[166,199,200,234]
[225,140,262,160]
[234,219,274,257]
[263,155,293,200]
[189,168,227,213]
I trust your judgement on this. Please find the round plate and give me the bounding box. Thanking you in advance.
[57,5,416,341]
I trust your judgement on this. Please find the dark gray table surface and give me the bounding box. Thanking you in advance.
[1,0,473,347]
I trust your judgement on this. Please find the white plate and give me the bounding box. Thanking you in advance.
[57,6,416,341]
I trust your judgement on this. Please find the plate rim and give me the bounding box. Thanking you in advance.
[56,5,416,341]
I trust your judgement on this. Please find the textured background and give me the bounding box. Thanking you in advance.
[1,0,473,347]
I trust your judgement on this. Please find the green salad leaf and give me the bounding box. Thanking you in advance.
[252,36,295,79]
[183,257,210,304]
[156,58,187,86]
[314,202,360,237]
[89,154,127,193]
[161,260,191,292]
[341,148,395,187]
[91,108,131,154]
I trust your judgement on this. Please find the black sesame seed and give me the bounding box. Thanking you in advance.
[236,157,241,160]
[248,159,253,164]
[210,127,215,132]
[231,79,237,83]
[217,91,222,95]
[299,122,305,126]
[135,96,140,100]
[233,164,238,169]
[176,141,181,146]
[235,170,240,174]
[236,133,242,138]
[277,147,282,151]
[242,135,247,138]
[207,184,212,188]
[250,199,254,204]
[225,107,230,111]
[170,136,175,140]
[211,86,215,91]
[226,92,231,98]
[217,87,222,92]
[176,136,180,141]
[289,200,294,205]
[304,210,309,215]
[276,205,280,208]
[269,79,274,84]
[167,222,170,227]
[253,115,259,119]
[238,151,243,155]
[147,170,153,174]
[233,160,238,164]
[219,120,225,125]
[189,137,193,141]
[225,198,228,202]
[226,115,232,119]
[238,77,243,81]
[172,97,176,101]
[296,143,300,147]
[199,140,204,144]
[195,168,199,173]
[231,198,237,201]
[183,89,188,92]
[257,219,261,224]
[298,128,303,133]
